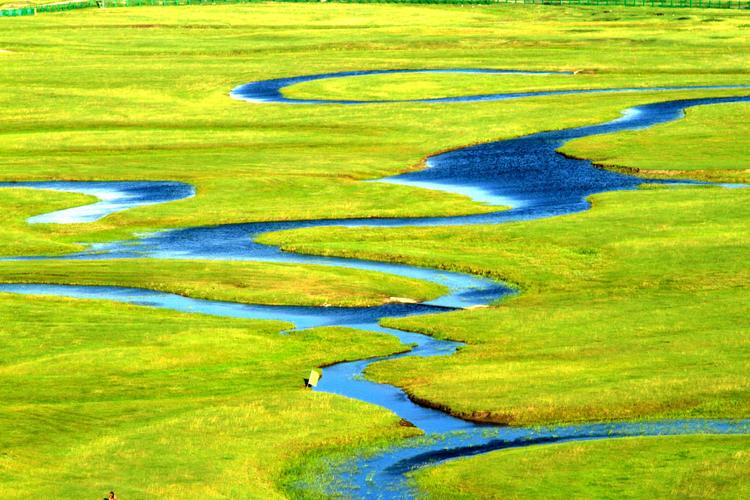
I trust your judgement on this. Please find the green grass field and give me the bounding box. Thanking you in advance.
[0,188,95,256]
[0,188,447,306]
[0,257,447,306]
[562,102,750,183]
[1,3,749,498]
[411,435,750,499]
[263,185,750,425]
[0,293,419,498]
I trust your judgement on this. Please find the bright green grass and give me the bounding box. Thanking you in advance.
[0,189,445,306]
[285,68,748,102]
[0,0,61,5]
[261,186,750,424]
[0,258,446,306]
[1,4,750,241]
[0,293,418,498]
[411,435,750,499]
[0,259,446,307]
[562,102,750,183]
[2,4,750,497]
[0,188,94,256]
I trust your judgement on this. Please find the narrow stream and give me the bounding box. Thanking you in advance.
[2,70,749,497]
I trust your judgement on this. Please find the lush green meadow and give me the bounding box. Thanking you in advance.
[0,188,94,256]
[0,293,419,498]
[562,101,750,183]
[1,3,750,498]
[411,435,750,499]
[2,4,750,236]
[263,185,750,424]
[0,257,446,306]
[0,188,446,306]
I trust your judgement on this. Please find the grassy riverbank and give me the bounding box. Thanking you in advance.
[0,293,419,497]
[562,101,750,183]
[0,258,446,306]
[0,189,446,306]
[2,5,750,237]
[0,188,94,256]
[1,3,750,497]
[411,435,750,499]
[263,186,750,424]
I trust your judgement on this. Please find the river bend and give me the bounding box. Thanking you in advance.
[2,70,749,497]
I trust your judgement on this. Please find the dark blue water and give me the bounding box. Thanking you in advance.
[230,68,571,104]
[1,70,749,498]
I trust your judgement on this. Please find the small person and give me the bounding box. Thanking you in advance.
[109,491,118,500]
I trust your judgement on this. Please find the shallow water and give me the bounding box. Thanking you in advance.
[0,180,193,224]
[329,419,750,498]
[2,70,749,497]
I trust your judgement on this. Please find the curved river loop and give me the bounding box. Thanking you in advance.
[2,69,750,498]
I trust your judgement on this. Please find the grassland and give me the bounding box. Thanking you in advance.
[0,188,446,306]
[2,5,750,236]
[1,3,750,498]
[411,435,750,499]
[285,70,750,102]
[0,293,420,498]
[0,258,446,306]
[562,101,750,183]
[262,185,750,424]
[0,188,94,256]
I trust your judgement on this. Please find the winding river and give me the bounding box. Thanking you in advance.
[2,69,750,497]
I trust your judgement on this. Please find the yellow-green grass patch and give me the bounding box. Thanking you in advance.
[0,258,446,307]
[412,435,750,499]
[261,186,750,424]
[563,102,750,183]
[0,293,417,498]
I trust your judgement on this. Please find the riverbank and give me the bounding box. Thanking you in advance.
[1,4,749,497]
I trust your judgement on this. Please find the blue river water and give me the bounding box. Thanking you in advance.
[229,68,750,105]
[2,70,749,497]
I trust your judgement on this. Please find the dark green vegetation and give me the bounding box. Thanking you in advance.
[1,3,749,497]
[411,435,750,499]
